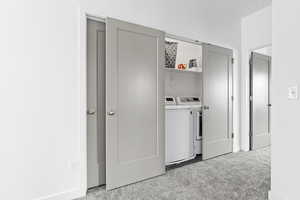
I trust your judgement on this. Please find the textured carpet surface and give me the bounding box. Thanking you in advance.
[82,148,270,200]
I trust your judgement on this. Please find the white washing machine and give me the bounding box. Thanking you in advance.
[165,97,201,165]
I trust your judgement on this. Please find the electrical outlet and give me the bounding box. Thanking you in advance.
[288,85,298,100]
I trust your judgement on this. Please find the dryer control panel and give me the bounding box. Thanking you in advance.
[176,97,201,105]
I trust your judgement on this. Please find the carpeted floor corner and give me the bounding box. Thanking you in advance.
[81,148,270,200]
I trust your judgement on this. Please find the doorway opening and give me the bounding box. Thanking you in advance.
[164,36,203,168]
[86,16,235,192]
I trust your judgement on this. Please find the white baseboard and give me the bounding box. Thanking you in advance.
[33,188,86,200]
[268,190,286,200]
[268,190,273,200]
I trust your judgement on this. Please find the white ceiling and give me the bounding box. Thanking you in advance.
[229,0,272,18]
[199,0,272,21]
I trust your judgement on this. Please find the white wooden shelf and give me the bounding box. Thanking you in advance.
[164,68,202,74]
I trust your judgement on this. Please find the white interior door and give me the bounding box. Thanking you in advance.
[87,19,106,188]
[250,52,271,150]
[106,18,165,190]
[202,44,233,160]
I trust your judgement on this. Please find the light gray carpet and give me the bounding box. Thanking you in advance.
[83,148,270,200]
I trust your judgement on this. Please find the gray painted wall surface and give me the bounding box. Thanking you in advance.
[165,70,202,98]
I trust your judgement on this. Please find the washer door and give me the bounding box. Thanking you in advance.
[165,109,194,164]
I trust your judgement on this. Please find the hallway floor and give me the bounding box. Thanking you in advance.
[84,148,270,200]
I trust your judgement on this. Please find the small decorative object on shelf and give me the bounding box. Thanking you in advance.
[177,64,187,70]
[165,41,178,68]
[189,59,197,69]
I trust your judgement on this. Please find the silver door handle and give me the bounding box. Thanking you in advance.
[108,111,115,116]
[203,106,210,110]
[87,110,96,115]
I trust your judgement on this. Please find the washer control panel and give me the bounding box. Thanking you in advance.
[165,96,176,105]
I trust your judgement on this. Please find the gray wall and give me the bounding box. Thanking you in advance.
[165,70,202,98]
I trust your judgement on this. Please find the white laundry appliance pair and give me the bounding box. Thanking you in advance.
[165,96,202,165]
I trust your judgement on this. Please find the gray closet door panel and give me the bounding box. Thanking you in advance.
[204,139,233,159]
[250,52,271,150]
[106,18,165,190]
[117,30,158,162]
[202,44,233,160]
[87,19,106,188]
[252,134,270,150]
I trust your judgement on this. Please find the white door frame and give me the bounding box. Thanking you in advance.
[79,11,239,196]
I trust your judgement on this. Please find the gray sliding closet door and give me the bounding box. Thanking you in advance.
[250,52,271,150]
[87,19,106,188]
[106,18,165,190]
[202,44,233,160]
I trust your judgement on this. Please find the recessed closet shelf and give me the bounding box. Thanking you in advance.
[164,68,202,74]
